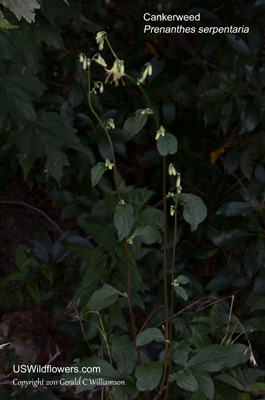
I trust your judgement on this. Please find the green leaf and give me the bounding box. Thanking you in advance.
[187,344,250,371]
[174,286,188,301]
[239,102,260,134]
[135,362,163,391]
[74,252,107,299]
[141,208,164,230]
[63,357,120,393]
[163,99,176,124]
[226,34,250,55]
[41,265,53,284]
[179,193,207,232]
[5,112,88,182]
[1,0,40,23]
[91,162,107,187]
[136,328,165,346]
[114,203,134,241]
[175,275,191,286]
[15,248,28,271]
[217,202,254,217]
[0,66,45,129]
[87,284,122,311]
[209,229,248,247]
[27,281,40,303]
[112,377,139,400]
[68,83,85,107]
[191,392,208,400]
[0,10,17,28]
[132,226,162,245]
[240,150,252,179]
[123,110,148,141]
[171,370,199,392]
[247,382,265,391]
[216,374,244,391]
[224,147,240,174]
[111,335,137,376]
[157,132,178,156]
[192,369,214,399]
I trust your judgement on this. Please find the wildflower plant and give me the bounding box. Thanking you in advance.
[63,32,254,400]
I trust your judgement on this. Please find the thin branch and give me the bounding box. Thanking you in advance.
[0,200,63,234]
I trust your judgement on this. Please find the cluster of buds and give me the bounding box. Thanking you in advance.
[155,125,165,140]
[170,205,175,217]
[127,235,135,245]
[105,159,114,170]
[96,31,107,50]
[137,62,153,85]
[105,58,125,86]
[106,118,115,129]
[79,53,90,70]
[141,108,153,115]
[91,81,104,94]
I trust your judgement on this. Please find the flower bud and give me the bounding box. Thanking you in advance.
[96,31,106,42]
[79,53,85,62]
[107,118,115,129]
[155,125,165,140]
[176,172,182,194]
[83,59,87,70]
[170,205,175,216]
[93,54,107,68]
[141,108,153,115]
[147,63,152,76]
[105,159,114,170]
[168,163,177,176]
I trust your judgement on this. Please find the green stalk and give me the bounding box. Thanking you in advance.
[97,311,113,365]
[157,156,169,398]
[125,74,170,399]
[165,194,179,399]
[87,67,121,200]
[87,65,142,366]
[105,37,117,59]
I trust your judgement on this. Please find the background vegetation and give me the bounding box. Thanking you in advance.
[0,0,265,399]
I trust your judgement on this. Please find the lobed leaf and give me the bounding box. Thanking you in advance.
[1,0,40,23]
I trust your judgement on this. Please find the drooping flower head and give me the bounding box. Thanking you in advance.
[105,58,125,86]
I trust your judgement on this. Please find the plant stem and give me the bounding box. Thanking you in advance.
[87,67,121,200]
[124,241,142,365]
[87,65,142,366]
[106,37,117,58]
[97,311,113,365]
[165,194,179,399]
[125,74,170,399]
[157,156,169,399]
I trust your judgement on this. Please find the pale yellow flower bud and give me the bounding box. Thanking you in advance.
[155,126,165,140]
[168,163,177,176]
